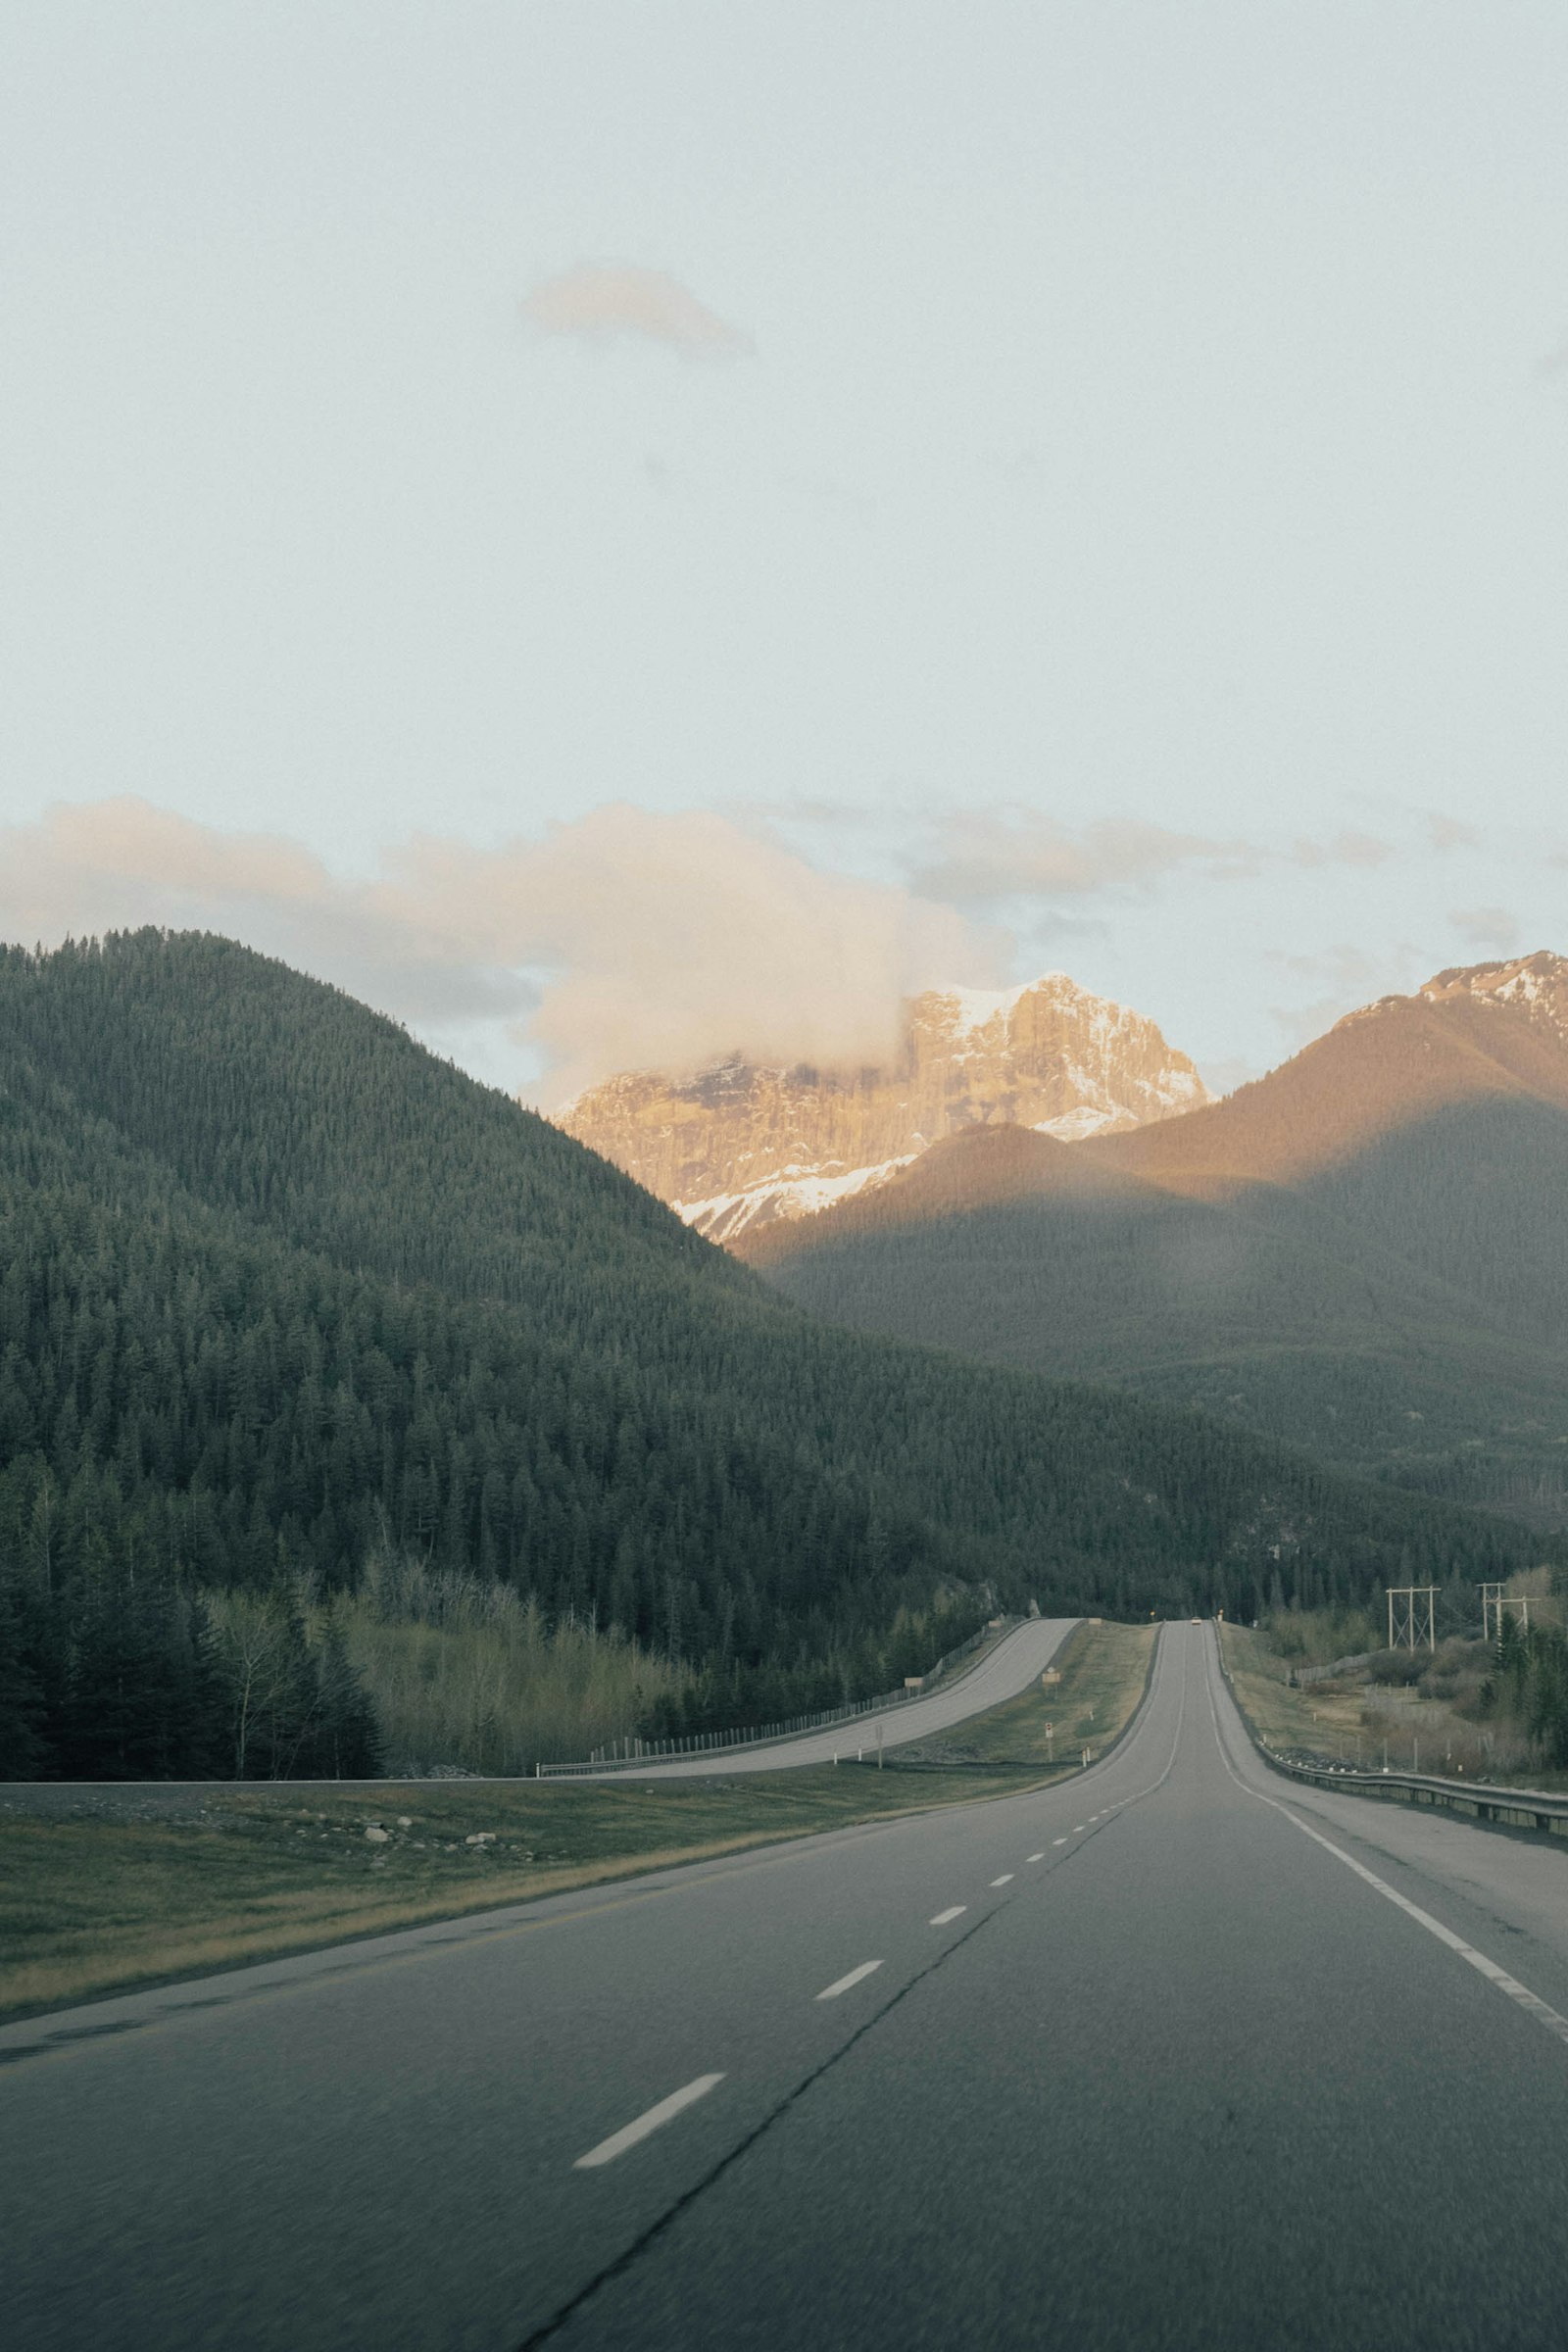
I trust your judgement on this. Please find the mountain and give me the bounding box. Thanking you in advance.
[556,972,1209,1241]
[0,930,1543,1775]
[746,954,1568,1526]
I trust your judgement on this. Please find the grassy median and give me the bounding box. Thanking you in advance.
[1216,1622,1369,1757]
[0,1618,1154,2023]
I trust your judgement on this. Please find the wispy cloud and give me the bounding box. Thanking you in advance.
[0,800,1000,1100]
[903,808,1395,909]
[519,263,753,358]
[1427,812,1481,852]
[1449,905,1519,952]
[1263,942,1426,1049]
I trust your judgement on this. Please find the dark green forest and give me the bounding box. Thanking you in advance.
[1,931,1552,1778]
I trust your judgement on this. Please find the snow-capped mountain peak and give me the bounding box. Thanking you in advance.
[553,972,1210,1242]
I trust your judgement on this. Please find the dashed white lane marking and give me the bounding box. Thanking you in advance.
[1053,1838,1067,1846]
[574,2075,724,2170]
[990,1874,1014,1886]
[1026,1852,1045,1863]
[815,1960,883,2001]
[1072,1825,1085,1833]
[929,1906,967,1926]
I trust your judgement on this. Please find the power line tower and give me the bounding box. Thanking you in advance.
[1387,1585,1436,1651]
[1478,1584,1530,1644]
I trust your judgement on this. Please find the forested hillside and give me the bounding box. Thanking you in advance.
[0,932,1550,1779]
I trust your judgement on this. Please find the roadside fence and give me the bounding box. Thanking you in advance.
[534,1615,1021,1779]
[1288,1650,1382,1689]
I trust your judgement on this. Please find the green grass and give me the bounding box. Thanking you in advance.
[1216,1622,1369,1757]
[1218,1620,1567,1789]
[899,1618,1156,1766]
[0,1621,1150,2023]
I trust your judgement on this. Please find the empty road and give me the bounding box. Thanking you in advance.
[586,1614,1077,1776]
[9,1621,1568,2348]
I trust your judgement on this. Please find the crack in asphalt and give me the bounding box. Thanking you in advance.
[514,1645,1187,2350]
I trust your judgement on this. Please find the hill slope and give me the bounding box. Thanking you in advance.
[746,956,1568,1522]
[0,932,1548,1776]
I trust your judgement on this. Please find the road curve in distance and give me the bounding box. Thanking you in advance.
[597,1615,1079,1777]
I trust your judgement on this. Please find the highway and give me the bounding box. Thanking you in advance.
[586,1614,1077,1776]
[9,1621,1568,2348]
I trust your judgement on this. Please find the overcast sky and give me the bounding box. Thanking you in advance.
[3,2,1566,1098]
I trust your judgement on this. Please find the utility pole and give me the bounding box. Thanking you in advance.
[1478,1584,1530,1644]
[1387,1586,1436,1651]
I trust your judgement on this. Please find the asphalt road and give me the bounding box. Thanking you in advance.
[587,1615,1078,1777]
[9,1621,1568,2349]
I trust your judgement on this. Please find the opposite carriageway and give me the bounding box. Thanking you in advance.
[543,1615,1080,1780]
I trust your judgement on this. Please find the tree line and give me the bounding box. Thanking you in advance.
[1,930,1554,1778]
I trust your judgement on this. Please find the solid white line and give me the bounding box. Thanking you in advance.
[990,1874,1014,1886]
[815,1960,883,2001]
[1026,1852,1045,1863]
[1202,1646,1568,2055]
[573,2074,725,2169]
[929,1905,966,1926]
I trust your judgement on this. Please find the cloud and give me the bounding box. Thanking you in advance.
[904,808,1395,908]
[0,800,1002,1101]
[1427,812,1481,852]
[1262,942,1428,1048]
[519,263,753,357]
[0,800,539,1046]
[1288,830,1393,870]
[372,807,1002,1097]
[907,813,1252,906]
[1449,905,1519,952]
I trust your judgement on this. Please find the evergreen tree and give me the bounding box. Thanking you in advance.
[0,928,1555,1778]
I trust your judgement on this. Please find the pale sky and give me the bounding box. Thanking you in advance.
[3,3,1567,1097]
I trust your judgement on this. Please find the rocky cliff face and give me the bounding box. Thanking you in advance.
[554,973,1211,1241]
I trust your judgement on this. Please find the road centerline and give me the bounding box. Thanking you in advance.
[573,2075,725,2171]
[814,1961,883,2001]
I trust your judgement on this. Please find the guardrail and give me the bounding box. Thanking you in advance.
[1256,1748,1568,1839]
[535,1616,1025,1779]
[1214,1637,1568,1840]
[1289,1649,1382,1689]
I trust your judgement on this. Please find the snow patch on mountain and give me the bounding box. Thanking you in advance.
[677,1154,918,1243]
[1420,951,1568,1037]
